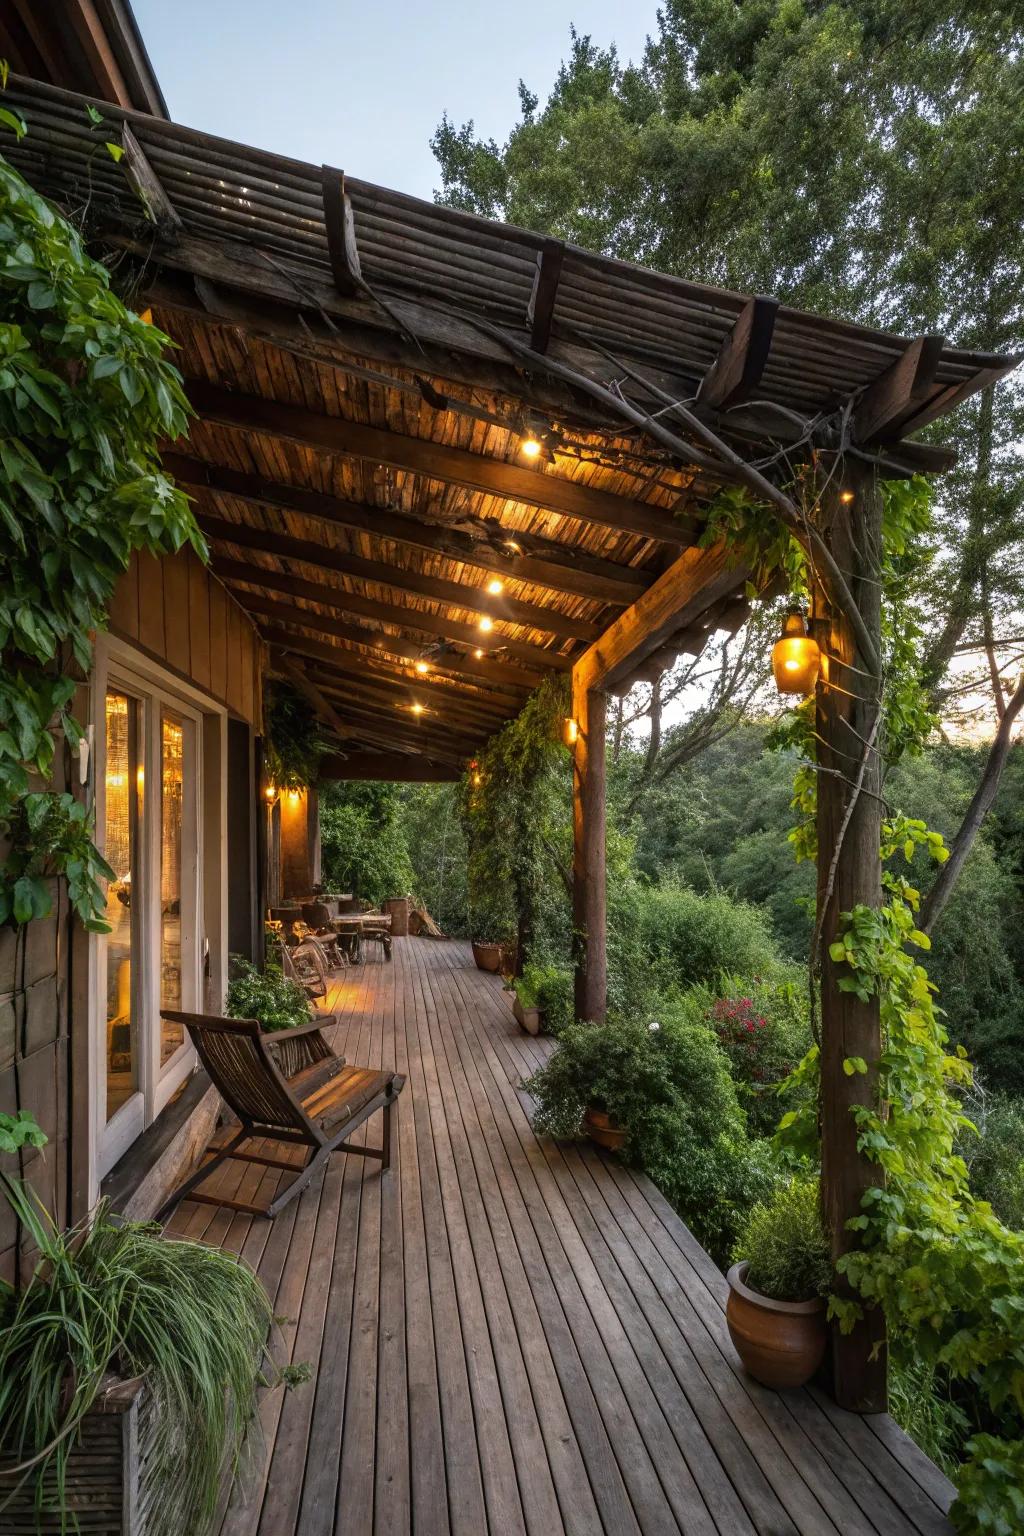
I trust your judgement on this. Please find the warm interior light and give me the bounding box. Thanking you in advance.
[486,578,505,596]
[562,717,579,747]
[287,788,301,804]
[772,611,821,696]
[107,772,125,789]
[521,437,542,459]
[474,647,484,659]
[479,616,494,633]
[415,660,430,674]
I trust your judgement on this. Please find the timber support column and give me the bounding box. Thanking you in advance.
[572,668,607,1024]
[815,457,887,1413]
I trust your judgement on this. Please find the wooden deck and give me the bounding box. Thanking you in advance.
[167,938,955,1536]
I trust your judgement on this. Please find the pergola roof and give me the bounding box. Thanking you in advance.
[5,73,1018,775]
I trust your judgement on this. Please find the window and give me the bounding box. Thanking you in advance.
[93,654,209,1177]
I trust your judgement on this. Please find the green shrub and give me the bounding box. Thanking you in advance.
[734,1177,830,1302]
[0,1180,289,1536]
[513,961,573,1031]
[704,973,812,1137]
[888,1357,966,1480]
[636,884,782,993]
[960,1089,1024,1233]
[524,1004,775,1259]
[320,780,416,908]
[226,956,310,1033]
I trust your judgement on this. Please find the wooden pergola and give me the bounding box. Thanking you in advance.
[7,72,1018,1414]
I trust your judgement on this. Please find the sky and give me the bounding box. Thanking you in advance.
[132,0,657,202]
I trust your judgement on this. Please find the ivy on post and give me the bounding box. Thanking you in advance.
[571,673,607,1025]
[813,456,887,1413]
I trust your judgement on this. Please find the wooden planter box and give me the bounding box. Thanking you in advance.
[382,897,410,936]
[0,1376,161,1534]
[472,940,504,973]
[511,994,543,1035]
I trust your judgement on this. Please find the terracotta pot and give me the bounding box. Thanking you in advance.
[511,994,542,1036]
[584,1106,626,1151]
[472,940,504,973]
[726,1261,826,1390]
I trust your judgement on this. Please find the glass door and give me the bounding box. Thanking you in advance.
[155,707,200,1103]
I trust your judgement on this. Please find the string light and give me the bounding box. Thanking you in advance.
[479,615,494,633]
[521,436,542,459]
[411,703,425,715]
[839,489,855,505]
[486,578,504,596]
[473,647,484,659]
[414,660,430,674]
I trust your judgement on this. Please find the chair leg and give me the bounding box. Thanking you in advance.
[265,1145,330,1219]
[155,1126,248,1221]
[381,1101,392,1171]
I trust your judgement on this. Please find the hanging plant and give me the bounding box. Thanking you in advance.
[263,684,326,791]
[0,126,203,930]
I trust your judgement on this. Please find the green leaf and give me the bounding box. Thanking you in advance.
[843,1056,868,1076]
[104,142,124,164]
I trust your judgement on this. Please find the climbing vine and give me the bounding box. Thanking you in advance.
[0,138,202,930]
[726,471,1024,1534]
[460,676,569,957]
[263,684,326,791]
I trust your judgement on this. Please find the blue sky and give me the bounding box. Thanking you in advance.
[133,0,656,201]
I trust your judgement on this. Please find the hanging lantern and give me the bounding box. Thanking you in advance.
[562,717,580,748]
[772,611,820,695]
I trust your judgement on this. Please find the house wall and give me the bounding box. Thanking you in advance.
[0,549,265,1267]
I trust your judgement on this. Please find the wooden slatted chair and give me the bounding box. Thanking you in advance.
[156,1011,405,1220]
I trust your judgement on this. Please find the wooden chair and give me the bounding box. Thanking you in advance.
[157,1011,405,1220]
[281,937,331,1001]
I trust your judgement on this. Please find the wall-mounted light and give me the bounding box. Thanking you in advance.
[520,436,542,459]
[479,616,494,633]
[486,578,504,596]
[772,611,821,695]
[562,717,580,748]
[264,783,278,803]
[287,788,302,805]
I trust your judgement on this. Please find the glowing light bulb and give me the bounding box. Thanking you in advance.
[521,437,542,459]
[486,578,504,596]
[265,784,277,801]
[415,660,430,675]
[839,489,855,504]
[474,647,484,659]
[479,615,494,633]
[411,703,425,715]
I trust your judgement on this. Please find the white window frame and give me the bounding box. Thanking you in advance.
[88,637,227,1186]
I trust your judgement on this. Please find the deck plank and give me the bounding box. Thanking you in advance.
[165,938,953,1536]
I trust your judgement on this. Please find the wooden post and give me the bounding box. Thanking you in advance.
[815,458,887,1413]
[572,671,607,1024]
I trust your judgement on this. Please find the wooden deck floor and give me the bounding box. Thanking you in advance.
[167,937,955,1536]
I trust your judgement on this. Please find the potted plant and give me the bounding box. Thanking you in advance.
[524,1017,662,1151]
[227,955,313,1033]
[0,1171,308,1535]
[506,961,570,1035]
[726,1178,830,1389]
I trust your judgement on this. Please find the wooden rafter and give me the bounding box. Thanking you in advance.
[255,618,541,691]
[272,650,354,740]
[214,561,574,671]
[200,523,600,641]
[528,239,565,354]
[264,627,525,709]
[184,381,694,548]
[165,453,648,606]
[321,164,362,296]
[119,125,181,239]
[853,335,944,444]
[308,663,513,725]
[318,751,461,782]
[697,296,778,412]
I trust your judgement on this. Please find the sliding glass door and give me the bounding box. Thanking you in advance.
[96,671,203,1175]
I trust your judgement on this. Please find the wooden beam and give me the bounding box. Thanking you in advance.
[321,165,362,296]
[571,680,606,1025]
[324,698,481,759]
[574,543,746,695]
[310,668,513,732]
[815,458,887,1414]
[184,381,693,548]
[853,335,944,444]
[271,651,355,741]
[306,657,513,719]
[697,297,778,411]
[319,751,461,783]
[528,239,565,353]
[199,519,599,641]
[119,125,181,238]
[165,453,649,607]
[214,561,573,672]
[257,621,537,694]
[893,364,1012,440]
[267,629,522,709]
